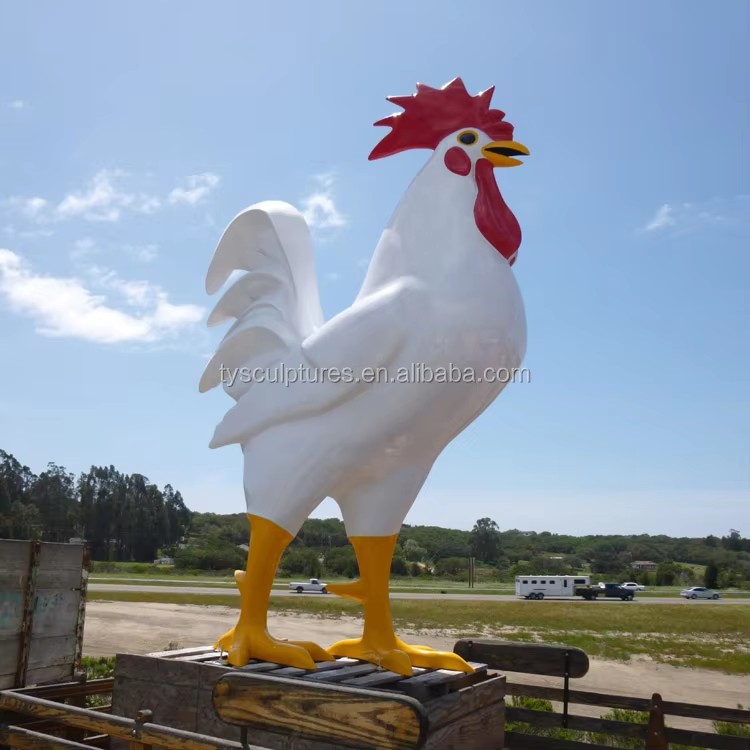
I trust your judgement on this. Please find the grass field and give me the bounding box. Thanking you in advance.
[89,590,750,674]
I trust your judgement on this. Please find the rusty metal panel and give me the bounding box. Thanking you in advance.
[0,541,30,684]
[0,540,86,689]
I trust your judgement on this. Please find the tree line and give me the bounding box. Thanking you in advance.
[0,449,191,562]
[3,448,748,587]
[182,512,750,588]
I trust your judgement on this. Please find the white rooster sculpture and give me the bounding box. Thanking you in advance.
[199,78,529,676]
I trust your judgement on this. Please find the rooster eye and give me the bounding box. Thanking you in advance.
[457,130,478,146]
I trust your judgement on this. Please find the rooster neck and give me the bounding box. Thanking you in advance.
[359,154,511,297]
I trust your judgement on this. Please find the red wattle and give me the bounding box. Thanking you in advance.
[444,147,471,176]
[473,158,521,265]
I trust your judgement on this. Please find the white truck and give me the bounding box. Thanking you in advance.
[289,578,328,594]
[515,575,591,600]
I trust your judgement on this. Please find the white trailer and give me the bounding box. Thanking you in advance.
[515,575,591,600]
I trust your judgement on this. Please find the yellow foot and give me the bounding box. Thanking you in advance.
[395,638,475,673]
[214,625,331,669]
[326,579,366,601]
[328,636,473,676]
[328,637,413,675]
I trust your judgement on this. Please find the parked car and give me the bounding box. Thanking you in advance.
[620,581,646,591]
[680,587,720,600]
[289,578,328,594]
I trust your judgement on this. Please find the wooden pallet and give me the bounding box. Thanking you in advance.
[150,645,493,703]
[112,646,507,749]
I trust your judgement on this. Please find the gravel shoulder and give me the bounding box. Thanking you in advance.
[85,601,748,730]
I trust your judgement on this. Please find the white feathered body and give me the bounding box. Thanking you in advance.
[201,143,526,536]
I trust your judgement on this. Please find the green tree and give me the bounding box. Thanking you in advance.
[434,557,469,578]
[323,546,358,577]
[655,561,678,586]
[403,538,427,562]
[704,562,719,588]
[391,544,408,576]
[469,517,500,563]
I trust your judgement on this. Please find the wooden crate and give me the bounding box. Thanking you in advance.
[111,646,506,749]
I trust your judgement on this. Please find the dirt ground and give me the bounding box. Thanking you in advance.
[85,601,748,723]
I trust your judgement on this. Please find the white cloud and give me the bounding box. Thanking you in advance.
[168,173,220,206]
[642,196,749,235]
[3,224,54,240]
[325,271,341,281]
[55,169,161,222]
[301,173,347,230]
[125,243,159,263]
[4,170,220,225]
[3,196,48,219]
[644,204,675,232]
[0,249,204,344]
[7,100,26,110]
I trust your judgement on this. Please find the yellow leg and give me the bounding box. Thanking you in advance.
[327,535,474,676]
[214,514,331,669]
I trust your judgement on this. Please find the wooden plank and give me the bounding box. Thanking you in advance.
[423,698,504,750]
[203,659,317,673]
[13,678,114,698]
[504,731,615,750]
[453,640,589,677]
[82,734,110,748]
[645,693,667,750]
[213,671,427,750]
[36,543,85,573]
[0,635,22,688]
[147,646,217,659]
[260,660,342,678]
[33,569,84,591]
[0,725,98,750]
[398,665,487,702]
[341,669,411,689]
[507,680,649,710]
[662,699,750,725]
[665,726,750,750]
[173,652,223,663]
[24,662,78,688]
[506,707,647,739]
[0,691,256,750]
[0,539,32,574]
[506,681,750,723]
[30,591,81,639]
[0,590,26,636]
[303,663,381,682]
[423,675,506,732]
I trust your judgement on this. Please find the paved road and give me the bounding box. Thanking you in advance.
[88,583,749,605]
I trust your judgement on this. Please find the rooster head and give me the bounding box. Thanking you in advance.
[370,78,529,265]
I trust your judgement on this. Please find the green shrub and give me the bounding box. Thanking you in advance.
[505,695,585,742]
[585,708,647,748]
[81,656,115,679]
[714,706,750,738]
[81,656,115,708]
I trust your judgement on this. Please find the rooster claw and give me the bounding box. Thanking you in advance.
[329,637,413,675]
[214,626,331,668]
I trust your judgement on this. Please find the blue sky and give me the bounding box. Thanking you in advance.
[0,1,747,536]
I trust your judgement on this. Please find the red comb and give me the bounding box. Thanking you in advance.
[369,78,514,161]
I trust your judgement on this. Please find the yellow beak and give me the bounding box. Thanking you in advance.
[481,140,530,167]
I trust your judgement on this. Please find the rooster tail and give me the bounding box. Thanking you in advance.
[199,201,324,400]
